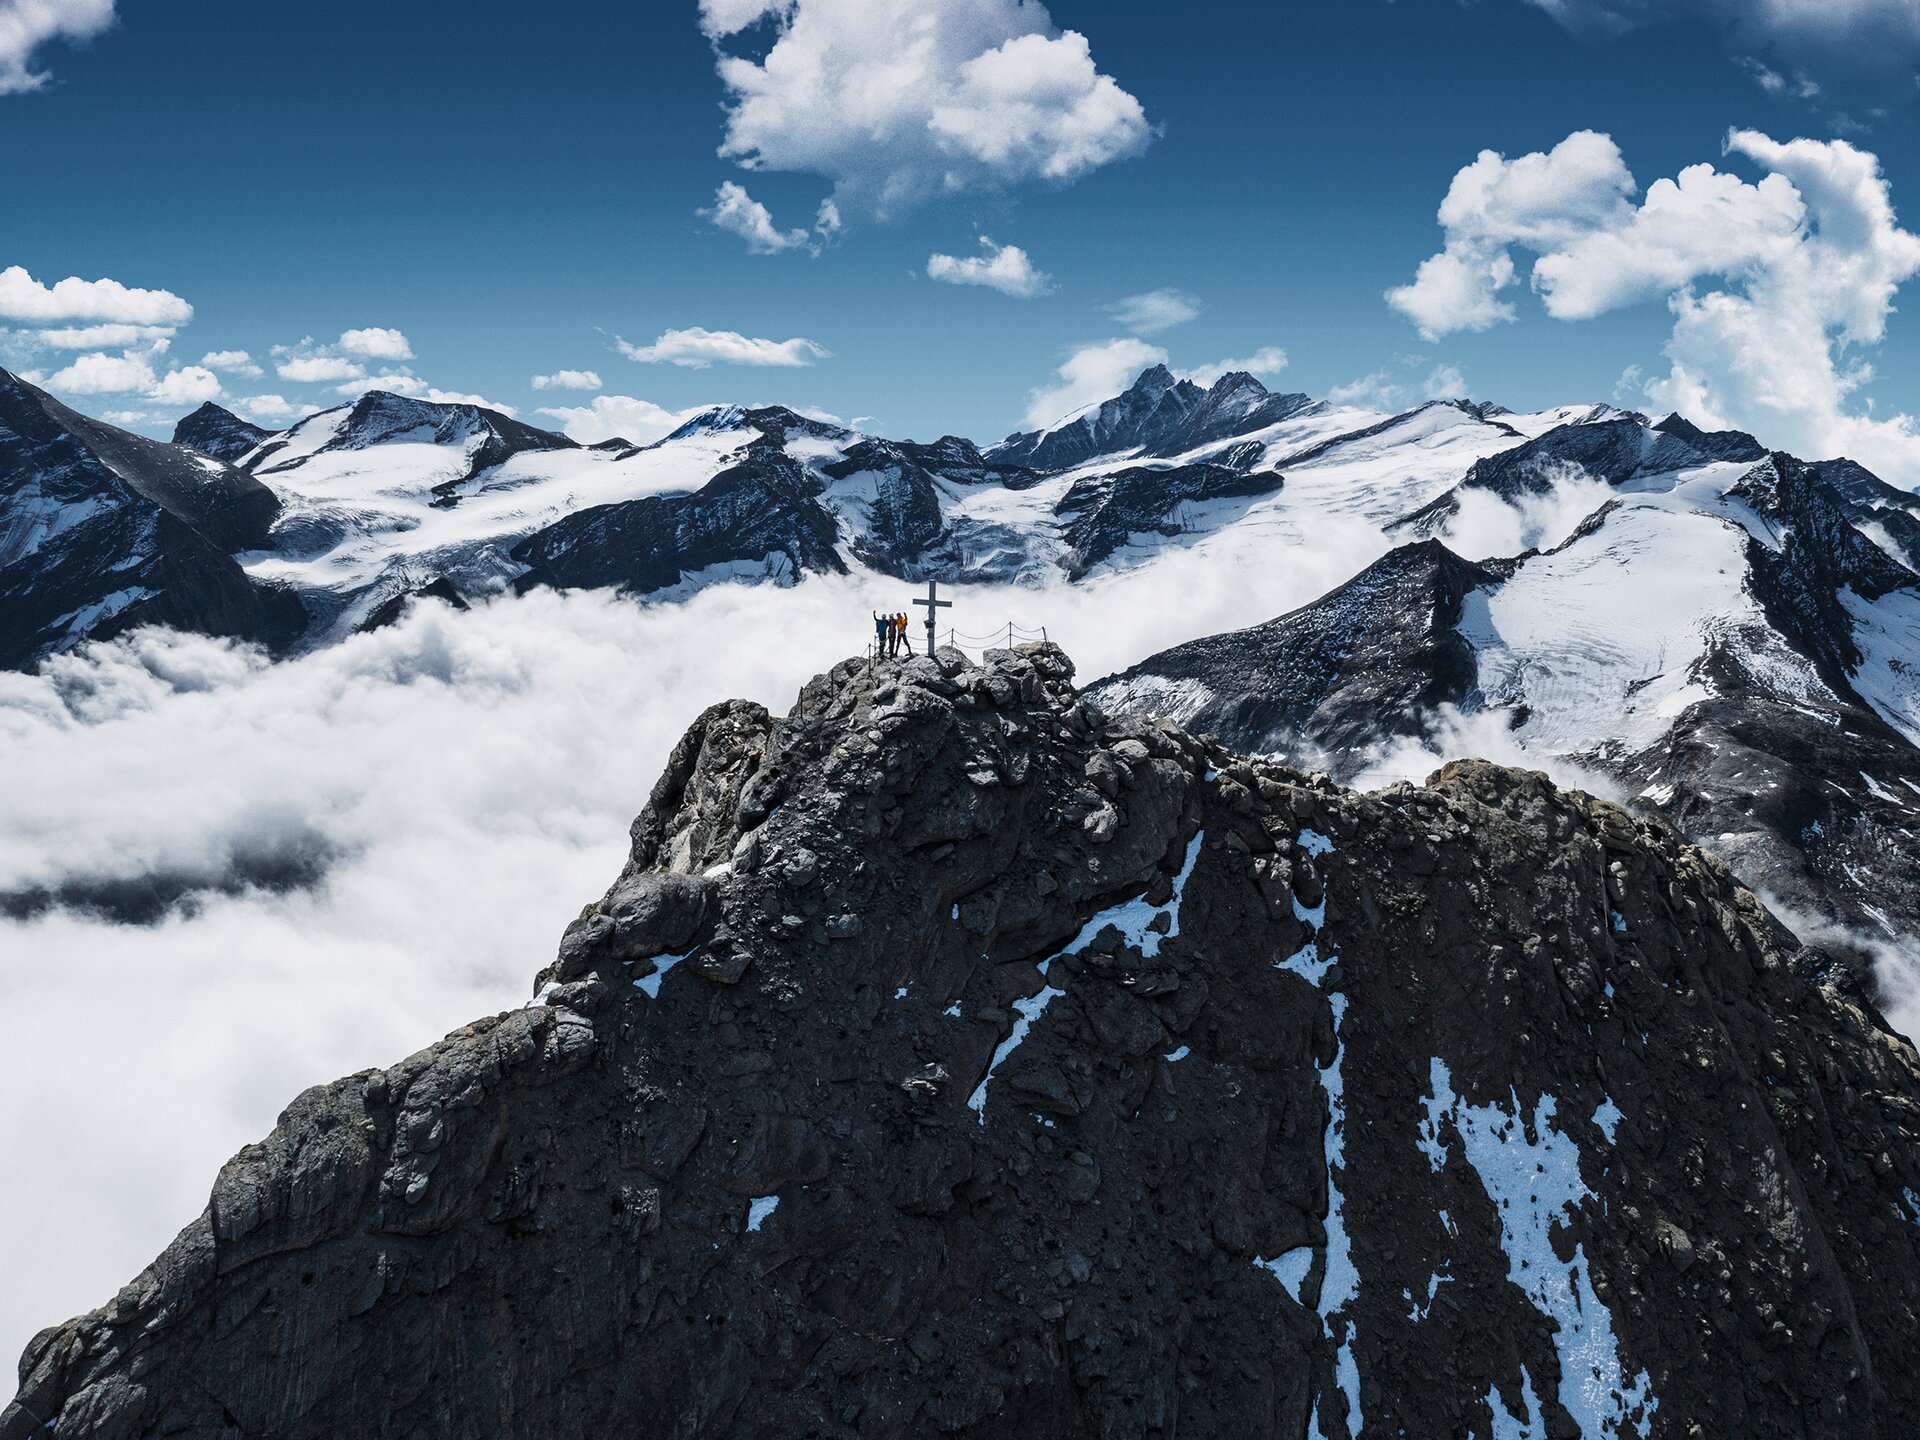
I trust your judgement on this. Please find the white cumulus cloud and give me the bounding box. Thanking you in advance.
[199,349,261,377]
[701,181,812,254]
[616,326,829,369]
[698,0,1151,217]
[1108,288,1201,335]
[228,394,316,424]
[0,264,191,328]
[927,236,1053,298]
[148,366,222,408]
[1392,128,1920,482]
[47,349,156,394]
[0,0,116,95]
[337,326,414,361]
[535,394,711,445]
[277,355,366,384]
[530,369,603,392]
[1185,346,1290,387]
[33,322,172,350]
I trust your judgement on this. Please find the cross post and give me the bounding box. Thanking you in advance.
[912,578,952,657]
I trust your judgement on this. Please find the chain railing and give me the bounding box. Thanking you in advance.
[864,621,1049,674]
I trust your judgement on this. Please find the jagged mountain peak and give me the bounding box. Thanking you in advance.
[986,365,1317,473]
[330,389,576,455]
[661,404,749,444]
[12,641,1920,1437]
[171,401,274,463]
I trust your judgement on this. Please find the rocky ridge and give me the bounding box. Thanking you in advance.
[0,370,304,670]
[9,644,1920,1439]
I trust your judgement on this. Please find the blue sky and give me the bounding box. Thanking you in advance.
[5,0,1920,478]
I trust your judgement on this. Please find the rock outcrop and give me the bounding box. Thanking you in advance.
[9,645,1920,1438]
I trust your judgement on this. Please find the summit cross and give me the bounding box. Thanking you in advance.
[912,579,952,657]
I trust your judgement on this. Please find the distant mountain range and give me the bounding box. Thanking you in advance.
[4,360,1919,968]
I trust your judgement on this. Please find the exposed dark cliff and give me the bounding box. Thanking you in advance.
[9,645,1920,1439]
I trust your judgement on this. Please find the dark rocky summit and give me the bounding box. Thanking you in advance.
[11,644,1920,1438]
[171,403,273,464]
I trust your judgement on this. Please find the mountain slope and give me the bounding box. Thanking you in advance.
[0,369,303,669]
[1089,539,1501,758]
[1088,434,1920,951]
[9,645,1919,1438]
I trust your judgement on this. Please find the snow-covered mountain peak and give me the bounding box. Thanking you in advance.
[987,365,1319,472]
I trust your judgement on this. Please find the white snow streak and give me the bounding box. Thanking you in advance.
[1256,827,1361,1439]
[1422,1058,1657,1439]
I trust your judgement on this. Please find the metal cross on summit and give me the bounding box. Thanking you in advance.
[912,579,951,657]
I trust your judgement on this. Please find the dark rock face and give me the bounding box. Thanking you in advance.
[511,449,846,596]
[1809,457,1920,577]
[11,645,1920,1439]
[1085,539,1498,758]
[1056,462,1284,577]
[171,402,273,464]
[0,369,304,670]
[990,366,1316,472]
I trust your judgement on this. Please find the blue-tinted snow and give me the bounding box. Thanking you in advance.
[1278,938,1333,986]
[1423,1058,1657,1439]
[1592,1099,1623,1145]
[1487,1366,1548,1439]
[1256,828,1361,1436]
[1256,1246,1314,1304]
[746,1195,778,1232]
[1405,1269,1452,1321]
[1163,1045,1190,1062]
[632,950,690,999]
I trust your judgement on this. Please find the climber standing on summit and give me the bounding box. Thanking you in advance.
[873,610,891,660]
